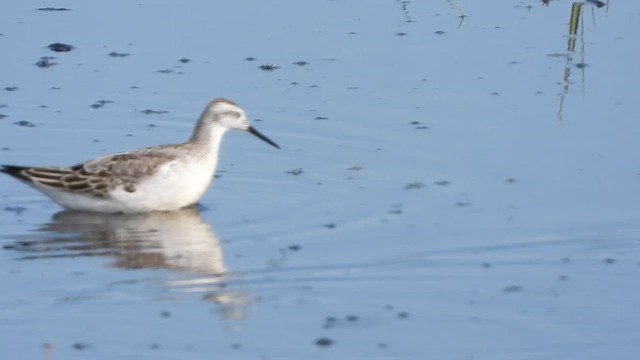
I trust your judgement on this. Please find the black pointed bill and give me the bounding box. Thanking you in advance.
[247,126,280,149]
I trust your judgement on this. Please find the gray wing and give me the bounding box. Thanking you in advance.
[9,152,177,196]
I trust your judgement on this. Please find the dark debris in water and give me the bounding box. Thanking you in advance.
[434,30,446,35]
[503,285,524,293]
[292,60,308,66]
[395,32,408,36]
[4,206,27,215]
[36,7,71,11]
[48,43,74,52]
[178,58,191,63]
[288,244,302,251]
[4,86,19,92]
[345,315,359,322]
[0,114,7,119]
[71,343,91,351]
[157,69,174,74]
[324,223,337,229]
[258,63,280,72]
[315,337,334,347]
[285,168,304,176]
[433,180,450,186]
[323,314,360,329]
[314,116,328,120]
[409,121,429,130]
[574,62,588,69]
[108,52,131,58]
[140,109,168,115]
[397,311,410,319]
[403,182,425,190]
[35,56,57,68]
[13,120,36,127]
[90,100,113,109]
[244,56,257,62]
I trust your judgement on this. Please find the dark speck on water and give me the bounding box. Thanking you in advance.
[503,285,524,293]
[292,60,308,66]
[434,180,450,186]
[4,86,19,91]
[315,338,334,347]
[36,7,71,11]
[90,100,113,109]
[4,206,27,215]
[345,315,359,322]
[108,52,131,58]
[409,120,429,129]
[404,182,425,190]
[71,343,91,351]
[397,311,410,319]
[140,109,168,115]
[244,56,257,61]
[314,116,328,120]
[35,56,57,68]
[157,69,173,74]
[0,114,7,120]
[395,32,408,36]
[285,168,304,176]
[258,63,280,71]
[48,43,74,52]
[434,30,446,35]
[14,120,35,127]
[178,58,191,63]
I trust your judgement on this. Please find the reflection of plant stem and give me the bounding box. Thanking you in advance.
[457,14,467,29]
[557,2,583,121]
[446,0,467,28]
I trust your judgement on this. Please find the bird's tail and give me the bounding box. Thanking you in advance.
[1,165,32,181]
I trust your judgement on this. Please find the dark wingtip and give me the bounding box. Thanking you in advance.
[1,165,32,181]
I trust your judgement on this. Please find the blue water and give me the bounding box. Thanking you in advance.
[1,1,639,359]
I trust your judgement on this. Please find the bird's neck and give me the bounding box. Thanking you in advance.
[188,121,228,162]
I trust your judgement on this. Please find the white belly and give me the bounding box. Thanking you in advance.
[43,159,217,213]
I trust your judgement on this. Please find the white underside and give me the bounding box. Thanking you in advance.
[30,158,217,213]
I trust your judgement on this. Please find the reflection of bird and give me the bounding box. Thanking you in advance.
[10,207,252,320]
[43,207,227,274]
[1,98,280,213]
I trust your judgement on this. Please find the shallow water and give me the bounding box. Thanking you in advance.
[1,1,639,359]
